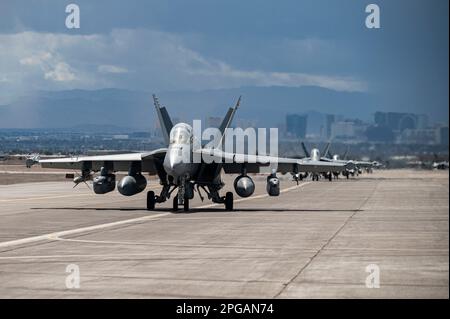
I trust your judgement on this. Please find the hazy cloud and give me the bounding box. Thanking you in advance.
[98,64,128,74]
[44,62,76,82]
[0,29,367,104]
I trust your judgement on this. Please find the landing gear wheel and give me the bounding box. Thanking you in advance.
[183,197,189,212]
[147,191,155,210]
[225,192,234,211]
[328,174,332,182]
[173,195,179,211]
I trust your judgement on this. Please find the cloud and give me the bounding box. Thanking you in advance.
[18,51,76,82]
[19,52,52,66]
[98,64,128,74]
[44,62,76,82]
[0,29,367,103]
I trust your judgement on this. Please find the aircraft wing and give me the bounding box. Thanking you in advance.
[197,149,346,174]
[354,161,373,168]
[39,148,167,173]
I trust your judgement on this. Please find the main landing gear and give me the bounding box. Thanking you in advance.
[224,192,233,211]
[146,182,234,212]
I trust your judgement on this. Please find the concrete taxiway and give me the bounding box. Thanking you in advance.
[0,169,448,298]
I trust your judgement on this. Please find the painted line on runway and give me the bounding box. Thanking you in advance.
[0,181,310,249]
[0,212,170,249]
[197,181,311,209]
[0,184,160,203]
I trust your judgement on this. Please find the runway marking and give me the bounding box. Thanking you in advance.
[197,182,311,209]
[0,193,96,203]
[0,182,310,249]
[0,184,160,203]
[0,213,169,249]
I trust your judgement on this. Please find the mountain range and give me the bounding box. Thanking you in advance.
[0,86,379,133]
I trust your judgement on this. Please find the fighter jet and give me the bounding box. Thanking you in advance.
[35,96,348,211]
[321,145,374,178]
[296,142,339,181]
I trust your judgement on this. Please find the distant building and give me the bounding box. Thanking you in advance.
[325,114,335,139]
[416,114,429,129]
[398,129,438,144]
[438,126,449,145]
[374,112,428,132]
[130,132,151,138]
[331,119,367,141]
[112,135,129,140]
[286,114,308,138]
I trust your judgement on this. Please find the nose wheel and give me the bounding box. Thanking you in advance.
[172,194,189,212]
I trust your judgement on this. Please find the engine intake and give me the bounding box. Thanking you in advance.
[234,175,255,198]
[266,174,280,196]
[118,174,147,196]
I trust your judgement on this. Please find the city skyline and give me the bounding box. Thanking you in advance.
[0,0,448,122]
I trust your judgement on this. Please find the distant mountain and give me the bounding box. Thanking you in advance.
[0,86,378,131]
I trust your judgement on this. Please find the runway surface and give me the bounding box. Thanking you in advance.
[0,169,448,298]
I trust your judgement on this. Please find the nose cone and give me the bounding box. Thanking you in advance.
[164,147,188,177]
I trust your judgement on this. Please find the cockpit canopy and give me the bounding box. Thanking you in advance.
[311,148,320,160]
[169,123,192,144]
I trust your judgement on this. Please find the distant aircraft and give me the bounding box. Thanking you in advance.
[34,96,348,211]
[321,144,375,178]
[25,154,41,168]
[298,142,335,181]
[432,153,449,170]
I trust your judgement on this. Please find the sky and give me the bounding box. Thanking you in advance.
[0,0,448,122]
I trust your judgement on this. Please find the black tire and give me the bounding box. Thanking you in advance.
[173,195,179,211]
[183,197,189,212]
[328,174,332,182]
[225,192,234,211]
[147,191,155,210]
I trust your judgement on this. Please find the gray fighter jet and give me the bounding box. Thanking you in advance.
[321,145,374,178]
[37,96,348,211]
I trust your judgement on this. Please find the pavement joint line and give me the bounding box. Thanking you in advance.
[273,180,380,298]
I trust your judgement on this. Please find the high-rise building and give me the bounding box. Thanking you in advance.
[325,114,335,139]
[374,112,424,132]
[286,114,308,138]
